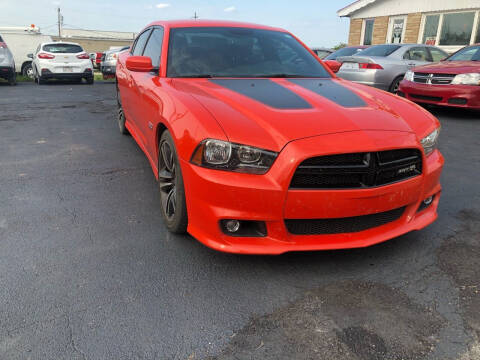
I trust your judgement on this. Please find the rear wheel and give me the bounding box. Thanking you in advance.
[86,77,94,85]
[158,131,188,234]
[38,76,46,85]
[8,72,16,86]
[22,63,34,79]
[389,76,403,93]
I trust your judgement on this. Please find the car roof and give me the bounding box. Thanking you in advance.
[142,19,286,33]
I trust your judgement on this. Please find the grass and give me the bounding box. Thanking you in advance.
[17,75,34,82]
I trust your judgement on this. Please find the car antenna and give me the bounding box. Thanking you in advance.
[192,11,199,20]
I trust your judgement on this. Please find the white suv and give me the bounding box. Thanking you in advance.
[31,42,94,84]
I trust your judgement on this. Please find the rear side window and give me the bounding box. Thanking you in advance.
[142,28,164,67]
[43,44,83,53]
[403,47,429,61]
[132,29,151,56]
[359,45,401,57]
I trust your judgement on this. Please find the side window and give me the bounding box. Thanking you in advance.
[132,29,151,56]
[404,47,429,61]
[142,27,164,68]
[428,48,448,62]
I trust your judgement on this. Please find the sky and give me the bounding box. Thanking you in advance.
[0,0,354,48]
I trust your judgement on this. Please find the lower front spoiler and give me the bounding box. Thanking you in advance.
[188,193,440,255]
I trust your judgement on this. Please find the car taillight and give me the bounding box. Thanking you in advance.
[359,63,383,69]
[76,53,90,59]
[38,53,55,59]
[0,42,7,48]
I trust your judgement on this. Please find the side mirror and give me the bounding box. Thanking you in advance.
[126,56,153,72]
[27,53,33,59]
[323,60,341,73]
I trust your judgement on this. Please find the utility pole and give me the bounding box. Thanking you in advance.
[193,11,199,20]
[57,7,63,37]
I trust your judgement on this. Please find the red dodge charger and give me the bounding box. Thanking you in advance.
[116,20,443,254]
[399,44,480,109]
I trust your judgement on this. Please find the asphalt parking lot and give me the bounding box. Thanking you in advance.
[1,81,479,360]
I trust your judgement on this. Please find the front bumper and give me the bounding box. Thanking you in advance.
[399,80,480,109]
[0,66,14,80]
[182,131,444,254]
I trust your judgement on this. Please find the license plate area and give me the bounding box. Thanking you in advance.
[63,67,73,72]
[341,62,359,70]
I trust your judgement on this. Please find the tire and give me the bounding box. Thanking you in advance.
[158,131,188,234]
[116,86,129,135]
[86,77,94,85]
[8,72,16,86]
[22,63,34,79]
[38,76,46,85]
[389,76,403,93]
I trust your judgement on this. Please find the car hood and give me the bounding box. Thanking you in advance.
[173,78,435,152]
[413,61,480,74]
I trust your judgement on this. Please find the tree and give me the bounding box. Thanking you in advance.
[333,42,347,50]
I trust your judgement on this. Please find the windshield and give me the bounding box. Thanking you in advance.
[167,27,331,78]
[447,46,480,61]
[357,45,401,57]
[43,44,83,53]
[325,47,363,60]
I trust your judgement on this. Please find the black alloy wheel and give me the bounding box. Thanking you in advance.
[158,131,188,233]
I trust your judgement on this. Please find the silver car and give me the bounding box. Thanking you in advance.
[337,44,448,93]
[0,35,16,85]
[101,46,130,77]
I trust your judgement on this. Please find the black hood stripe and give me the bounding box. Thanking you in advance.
[209,79,312,109]
[289,79,366,108]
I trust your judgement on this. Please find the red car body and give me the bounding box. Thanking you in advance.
[399,46,480,109]
[116,20,443,254]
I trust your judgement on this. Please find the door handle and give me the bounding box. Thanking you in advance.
[407,63,416,66]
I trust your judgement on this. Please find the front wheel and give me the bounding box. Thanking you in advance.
[158,131,188,234]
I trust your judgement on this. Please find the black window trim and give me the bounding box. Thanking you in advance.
[426,46,448,62]
[131,27,152,56]
[142,25,164,72]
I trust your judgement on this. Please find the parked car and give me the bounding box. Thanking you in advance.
[0,35,16,85]
[324,45,369,61]
[399,44,480,109]
[337,44,449,93]
[115,20,443,254]
[101,46,130,78]
[30,42,94,84]
[0,26,52,78]
[311,47,334,59]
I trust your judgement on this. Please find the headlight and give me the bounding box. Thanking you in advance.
[451,73,480,85]
[404,70,414,82]
[420,127,440,156]
[191,139,277,174]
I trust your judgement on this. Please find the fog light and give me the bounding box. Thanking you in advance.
[423,196,433,205]
[225,219,240,233]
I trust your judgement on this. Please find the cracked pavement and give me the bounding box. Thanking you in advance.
[0,82,479,359]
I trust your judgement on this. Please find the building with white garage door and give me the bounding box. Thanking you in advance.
[338,0,480,53]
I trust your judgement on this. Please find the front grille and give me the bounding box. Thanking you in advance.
[413,72,456,85]
[290,149,422,189]
[410,94,443,102]
[285,207,406,235]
